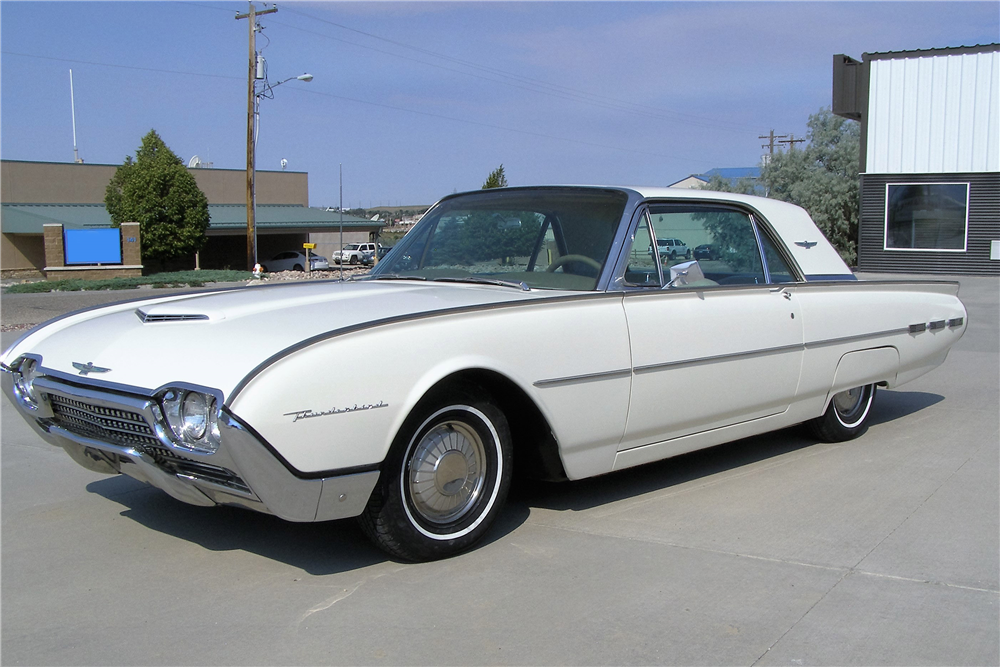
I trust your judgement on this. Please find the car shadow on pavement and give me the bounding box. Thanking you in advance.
[85,475,531,573]
[514,389,944,513]
[84,389,939,570]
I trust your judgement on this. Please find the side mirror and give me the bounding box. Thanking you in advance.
[667,260,706,288]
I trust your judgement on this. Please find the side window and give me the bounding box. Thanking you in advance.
[759,231,797,283]
[624,212,661,286]
[648,205,765,286]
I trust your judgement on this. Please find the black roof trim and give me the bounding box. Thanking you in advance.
[864,44,999,61]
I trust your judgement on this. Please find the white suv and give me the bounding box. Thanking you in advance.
[333,242,377,265]
[656,237,691,260]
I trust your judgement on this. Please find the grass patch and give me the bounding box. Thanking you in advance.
[4,270,251,294]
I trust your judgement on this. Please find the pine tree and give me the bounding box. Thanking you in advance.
[482,164,508,189]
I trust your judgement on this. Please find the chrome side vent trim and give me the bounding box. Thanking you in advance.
[135,309,210,323]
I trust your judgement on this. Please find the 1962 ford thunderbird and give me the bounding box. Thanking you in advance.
[1,186,967,560]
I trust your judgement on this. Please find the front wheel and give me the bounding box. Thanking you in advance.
[807,384,877,442]
[349,255,358,265]
[359,385,512,561]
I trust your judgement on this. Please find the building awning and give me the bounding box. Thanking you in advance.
[1,203,381,235]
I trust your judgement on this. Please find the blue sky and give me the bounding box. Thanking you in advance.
[2,1,997,208]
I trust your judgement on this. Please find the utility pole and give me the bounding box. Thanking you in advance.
[778,133,807,151]
[759,129,788,157]
[236,3,277,272]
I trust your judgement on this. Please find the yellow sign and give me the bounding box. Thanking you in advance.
[303,243,316,250]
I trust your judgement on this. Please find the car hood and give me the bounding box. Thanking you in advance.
[4,280,547,401]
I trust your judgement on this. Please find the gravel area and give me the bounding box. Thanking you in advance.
[0,267,375,332]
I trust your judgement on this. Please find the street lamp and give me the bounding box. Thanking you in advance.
[246,71,313,272]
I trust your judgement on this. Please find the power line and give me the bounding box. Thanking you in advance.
[292,87,718,165]
[1,50,241,81]
[276,6,759,134]
[6,49,717,166]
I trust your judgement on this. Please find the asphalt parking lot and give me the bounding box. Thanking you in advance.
[2,273,997,666]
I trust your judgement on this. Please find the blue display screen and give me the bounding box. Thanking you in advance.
[64,228,122,265]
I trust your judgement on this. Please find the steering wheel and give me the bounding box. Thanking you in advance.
[545,254,602,273]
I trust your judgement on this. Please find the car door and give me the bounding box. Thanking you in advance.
[617,203,804,454]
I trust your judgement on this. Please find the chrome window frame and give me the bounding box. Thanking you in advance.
[608,198,806,291]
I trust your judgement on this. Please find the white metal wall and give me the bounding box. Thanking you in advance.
[867,51,999,174]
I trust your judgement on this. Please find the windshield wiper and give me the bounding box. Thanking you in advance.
[431,276,531,291]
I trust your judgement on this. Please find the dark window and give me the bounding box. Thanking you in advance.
[885,183,969,251]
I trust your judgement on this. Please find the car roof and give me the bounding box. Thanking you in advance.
[439,185,850,278]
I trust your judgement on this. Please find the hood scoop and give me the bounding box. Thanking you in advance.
[135,308,210,324]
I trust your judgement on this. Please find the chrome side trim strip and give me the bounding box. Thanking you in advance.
[533,368,632,388]
[805,327,912,349]
[230,291,623,401]
[632,343,804,375]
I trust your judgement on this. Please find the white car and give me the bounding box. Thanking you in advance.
[262,251,329,272]
[1,186,967,561]
[333,242,376,265]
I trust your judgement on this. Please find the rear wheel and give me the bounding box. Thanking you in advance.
[807,384,876,442]
[359,384,512,561]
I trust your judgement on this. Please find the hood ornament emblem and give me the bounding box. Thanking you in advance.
[73,361,111,376]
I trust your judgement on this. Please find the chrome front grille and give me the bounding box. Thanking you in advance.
[146,445,251,495]
[46,391,251,496]
[48,394,159,448]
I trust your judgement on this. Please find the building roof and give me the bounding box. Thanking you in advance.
[1,203,380,235]
[864,43,999,61]
[668,167,761,189]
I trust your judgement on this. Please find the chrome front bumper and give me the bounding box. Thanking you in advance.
[1,369,379,523]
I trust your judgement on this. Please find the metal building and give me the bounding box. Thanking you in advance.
[834,44,999,275]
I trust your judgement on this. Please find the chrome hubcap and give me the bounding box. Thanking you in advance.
[833,387,863,416]
[408,420,486,525]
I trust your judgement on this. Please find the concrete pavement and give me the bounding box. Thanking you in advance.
[1,274,997,665]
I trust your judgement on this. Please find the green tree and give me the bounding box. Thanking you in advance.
[700,108,860,264]
[763,108,860,264]
[105,130,210,267]
[482,164,508,189]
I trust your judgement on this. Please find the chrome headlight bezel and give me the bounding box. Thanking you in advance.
[154,385,223,454]
[11,355,43,410]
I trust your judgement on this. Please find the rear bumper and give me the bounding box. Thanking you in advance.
[1,368,379,522]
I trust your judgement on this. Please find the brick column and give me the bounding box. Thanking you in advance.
[121,222,142,267]
[43,224,65,269]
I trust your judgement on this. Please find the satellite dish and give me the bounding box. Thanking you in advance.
[281,158,288,170]
[188,155,202,168]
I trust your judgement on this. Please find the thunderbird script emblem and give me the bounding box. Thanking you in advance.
[72,361,111,376]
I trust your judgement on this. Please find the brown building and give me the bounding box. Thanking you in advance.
[1,160,382,275]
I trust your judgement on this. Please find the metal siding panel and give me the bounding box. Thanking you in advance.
[889,59,907,173]
[914,59,933,170]
[900,58,918,172]
[973,52,999,171]
[868,52,999,174]
[957,55,980,172]
[858,173,1000,276]
[943,57,964,173]
[928,58,950,171]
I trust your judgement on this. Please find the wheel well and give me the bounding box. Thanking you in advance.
[420,369,567,482]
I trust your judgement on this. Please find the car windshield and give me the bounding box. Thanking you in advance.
[344,244,361,251]
[370,188,628,291]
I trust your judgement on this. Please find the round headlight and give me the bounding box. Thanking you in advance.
[14,358,39,407]
[181,392,209,440]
